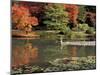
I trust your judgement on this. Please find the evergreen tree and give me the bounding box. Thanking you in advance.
[43,4,69,32]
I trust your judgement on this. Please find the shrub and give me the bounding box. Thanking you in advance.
[59,27,71,34]
[78,23,89,32]
[86,27,95,34]
[67,31,86,39]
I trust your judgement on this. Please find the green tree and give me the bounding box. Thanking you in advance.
[78,6,86,23]
[43,4,69,33]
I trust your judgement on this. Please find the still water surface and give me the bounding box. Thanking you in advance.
[12,38,96,67]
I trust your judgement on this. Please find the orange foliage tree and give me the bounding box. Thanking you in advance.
[18,2,46,24]
[64,4,79,27]
[19,2,45,14]
[12,3,38,33]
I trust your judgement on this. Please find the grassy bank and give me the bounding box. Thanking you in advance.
[12,30,95,41]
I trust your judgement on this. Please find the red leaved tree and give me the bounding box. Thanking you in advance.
[18,2,46,24]
[64,4,79,27]
[12,3,38,33]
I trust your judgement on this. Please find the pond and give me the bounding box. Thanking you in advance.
[11,35,96,74]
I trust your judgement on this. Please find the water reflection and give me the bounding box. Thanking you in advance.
[12,40,38,68]
[70,46,77,57]
[12,38,96,68]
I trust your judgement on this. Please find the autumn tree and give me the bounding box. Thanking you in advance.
[12,3,38,34]
[17,2,46,25]
[43,4,69,33]
[64,4,79,28]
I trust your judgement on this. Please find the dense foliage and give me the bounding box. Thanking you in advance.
[43,4,68,33]
[64,4,79,27]
[12,1,96,35]
[12,3,38,33]
[78,6,86,23]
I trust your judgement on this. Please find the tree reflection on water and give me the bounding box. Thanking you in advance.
[12,40,38,68]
